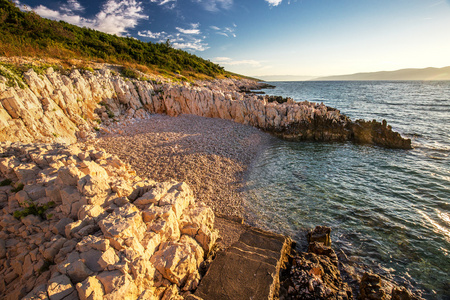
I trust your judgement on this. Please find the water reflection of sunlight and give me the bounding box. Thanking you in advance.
[417,209,450,242]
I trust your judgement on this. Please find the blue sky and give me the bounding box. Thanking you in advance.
[13,0,450,77]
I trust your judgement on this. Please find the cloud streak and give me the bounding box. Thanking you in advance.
[210,24,236,37]
[213,57,261,66]
[192,0,233,12]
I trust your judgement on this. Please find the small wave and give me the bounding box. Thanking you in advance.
[417,209,450,243]
[438,211,450,225]
[411,143,450,154]
[426,153,448,160]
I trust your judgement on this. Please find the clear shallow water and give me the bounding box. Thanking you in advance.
[244,81,450,299]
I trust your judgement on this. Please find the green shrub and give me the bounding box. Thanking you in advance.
[11,183,24,193]
[121,67,139,79]
[13,200,56,220]
[0,178,12,186]
[0,63,26,88]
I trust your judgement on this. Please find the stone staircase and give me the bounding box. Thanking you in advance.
[194,220,293,300]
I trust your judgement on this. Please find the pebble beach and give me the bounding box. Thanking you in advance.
[94,114,275,218]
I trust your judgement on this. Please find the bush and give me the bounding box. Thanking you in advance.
[0,178,12,186]
[13,200,56,220]
[11,182,24,193]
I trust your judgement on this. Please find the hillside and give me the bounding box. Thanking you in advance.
[0,0,227,79]
[313,66,450,81]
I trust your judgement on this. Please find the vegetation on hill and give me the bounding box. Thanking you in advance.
[0,0,229,79]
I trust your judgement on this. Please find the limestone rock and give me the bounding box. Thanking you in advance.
[76,276,105,300]
[66,259,94,283]
[76,235,110,252]
[97,270,139,299]
[151,236,204,286]
[47,274,76,300]
[98,203,146,247]
[0,143,219,300]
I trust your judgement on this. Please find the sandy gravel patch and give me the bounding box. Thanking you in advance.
[93,114,274,218]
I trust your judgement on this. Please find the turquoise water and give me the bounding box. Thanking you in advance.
[244,81,450,299]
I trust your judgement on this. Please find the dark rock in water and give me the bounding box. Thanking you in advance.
[284,251,353,300]
[358,273,388,300]
[308,226,332,247]
[350,119,412,150]
[391,286,424,300]
[266,95,295,104]
[281,225,423,300]
[281,226,352,300]
[308,241,339,267]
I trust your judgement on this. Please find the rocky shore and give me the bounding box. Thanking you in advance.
[0,61,419,299]
[0,142,218,299]
[0,62,411,149]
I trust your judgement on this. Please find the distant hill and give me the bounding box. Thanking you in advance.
[0,0,228,79]
[313,66,450,81]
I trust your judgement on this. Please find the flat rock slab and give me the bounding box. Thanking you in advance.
[195,223,292,300]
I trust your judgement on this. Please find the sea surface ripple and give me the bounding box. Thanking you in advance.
[243,81,450,299]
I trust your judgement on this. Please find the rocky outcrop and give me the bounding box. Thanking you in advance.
[0,142,218,299]
[281,227,424,300]
[0,65,411,149]
[282,226,353,300]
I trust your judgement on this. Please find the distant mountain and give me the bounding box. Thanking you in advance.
[312,66,450,81]
[256,75,315,81]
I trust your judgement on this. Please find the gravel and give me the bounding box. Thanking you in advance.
[93,114,274,218]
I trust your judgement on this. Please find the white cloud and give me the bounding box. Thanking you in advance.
[139,24,208,51]
[150,0,176,8]
[265,0,282,6]
[176,23,201,35]
[138,30,167,39]
[192,0,233,12]
[61,0,84,12]
[213,57,261,66]
[30,0,148,36]
[173,39,209,51]
[210,24,236,38]
[94,0,148,35]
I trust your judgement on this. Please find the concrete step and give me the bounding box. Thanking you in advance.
[194,221,293,300]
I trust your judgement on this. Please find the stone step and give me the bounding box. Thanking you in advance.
[194,222,293,300]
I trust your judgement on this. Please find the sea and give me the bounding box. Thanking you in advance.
[243,81,450,299]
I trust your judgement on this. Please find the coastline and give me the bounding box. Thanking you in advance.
[0,63,423,299]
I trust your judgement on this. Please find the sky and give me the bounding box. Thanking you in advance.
[12,0,450,77]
